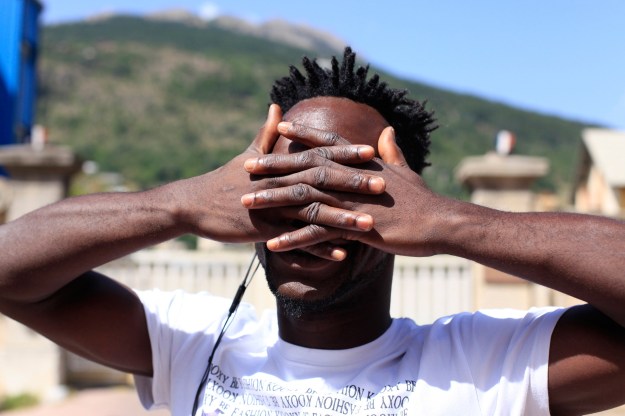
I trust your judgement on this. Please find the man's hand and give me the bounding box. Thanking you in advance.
[241,124,446,258]
[181,106,388,259]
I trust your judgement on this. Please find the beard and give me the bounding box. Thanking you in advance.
[257,244,392,318]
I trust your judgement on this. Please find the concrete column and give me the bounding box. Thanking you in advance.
[0,144,81,221]
[455,152,548,212]
[0,144,81,399]
[455,152,554,310]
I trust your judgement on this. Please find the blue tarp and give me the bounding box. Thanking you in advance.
[0,0,43,145]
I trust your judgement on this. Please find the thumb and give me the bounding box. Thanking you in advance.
[378,127,408,167]
[251,104,283,154]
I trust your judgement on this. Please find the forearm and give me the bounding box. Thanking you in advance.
[440,199,625,324]
[0,182,187,302]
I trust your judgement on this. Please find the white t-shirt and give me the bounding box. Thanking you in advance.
[134,290,565,416]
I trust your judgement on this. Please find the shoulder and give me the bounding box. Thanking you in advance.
[428,308,567,414]
[433,307,566,332]
[134,289,257,334]
[135,289,232,313]
[418,307,567,358]
[393,307,566,340]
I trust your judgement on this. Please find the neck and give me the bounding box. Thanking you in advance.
[276,259,394,350]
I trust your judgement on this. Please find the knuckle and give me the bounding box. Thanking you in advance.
[295,151,314,166]
[312,167,330,187]
[281,232,295,246]
[264,177,282,189]
[257,190,273,203]
[304,202,322,223]
[336,211,354,227]
[347,173,367,190]
[291,123,306,135]
[337,146,356,160]
[257,155,276,170]
[322,132,342,145]
[312,147,333,160]
[306,224,325,240]
[290,184,311,200]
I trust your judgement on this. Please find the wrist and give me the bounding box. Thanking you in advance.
[162,171,220,238]
[427,197,500,258]
[144,180,197,238]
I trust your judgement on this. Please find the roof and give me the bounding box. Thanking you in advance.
[582,128,625,186]
[455,153,549,190]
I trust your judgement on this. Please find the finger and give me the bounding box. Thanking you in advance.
[281,204,373,232]
[241,184,333,209]
[299,244,347,261]
[250,167,385,195]
[266,225,344,252]
[244,145,375,174]
[378,126,409,167]
[277,122,351,147]
[286,167,384,194]
[251,104,283,154]
[243,181,377,210]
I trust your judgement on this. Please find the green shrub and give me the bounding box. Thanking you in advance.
[0,393,39,411]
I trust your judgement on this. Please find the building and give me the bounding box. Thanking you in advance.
[573,128,625,218]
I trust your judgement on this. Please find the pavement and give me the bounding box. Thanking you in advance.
[5,386,625,416]
[1,387,170,416]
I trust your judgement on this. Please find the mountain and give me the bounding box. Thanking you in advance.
[211,16,345,56]
[93,10,346,56]
[37,15,591,198]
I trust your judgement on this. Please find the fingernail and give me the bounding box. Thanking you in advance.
[277,122,290,135]
[331,248,347,261]
[356,215,373,231]
[241,194,255,207]
[244,158,257,171]
[357,146,374,159]
[368,177,385,193]
[267,238,279,250]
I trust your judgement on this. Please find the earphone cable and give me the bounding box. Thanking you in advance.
[191,252,260,416]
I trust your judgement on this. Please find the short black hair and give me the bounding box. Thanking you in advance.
[270,47,437,173]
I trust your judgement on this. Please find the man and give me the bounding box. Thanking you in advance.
[1,48,624,415]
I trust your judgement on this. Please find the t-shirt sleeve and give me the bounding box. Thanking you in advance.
[132,289,232,411]
[446,307,567,415]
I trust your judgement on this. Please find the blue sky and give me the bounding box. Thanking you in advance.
[41,1,625,130]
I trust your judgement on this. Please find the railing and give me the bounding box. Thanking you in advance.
[64,247,474,385]
[391,255,474,324]
[98,248,474,324]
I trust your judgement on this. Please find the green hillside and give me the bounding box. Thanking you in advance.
[37,16,591,198]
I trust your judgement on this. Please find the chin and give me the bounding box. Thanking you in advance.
[266,257,389,320]
[271,281,358,319]
[257,242,392,318]
[265,270,348,318]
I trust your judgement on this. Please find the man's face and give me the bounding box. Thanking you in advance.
[258,96,393,316]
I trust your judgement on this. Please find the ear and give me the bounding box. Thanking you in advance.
[252,104,283,154]
[378,127,408,167]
